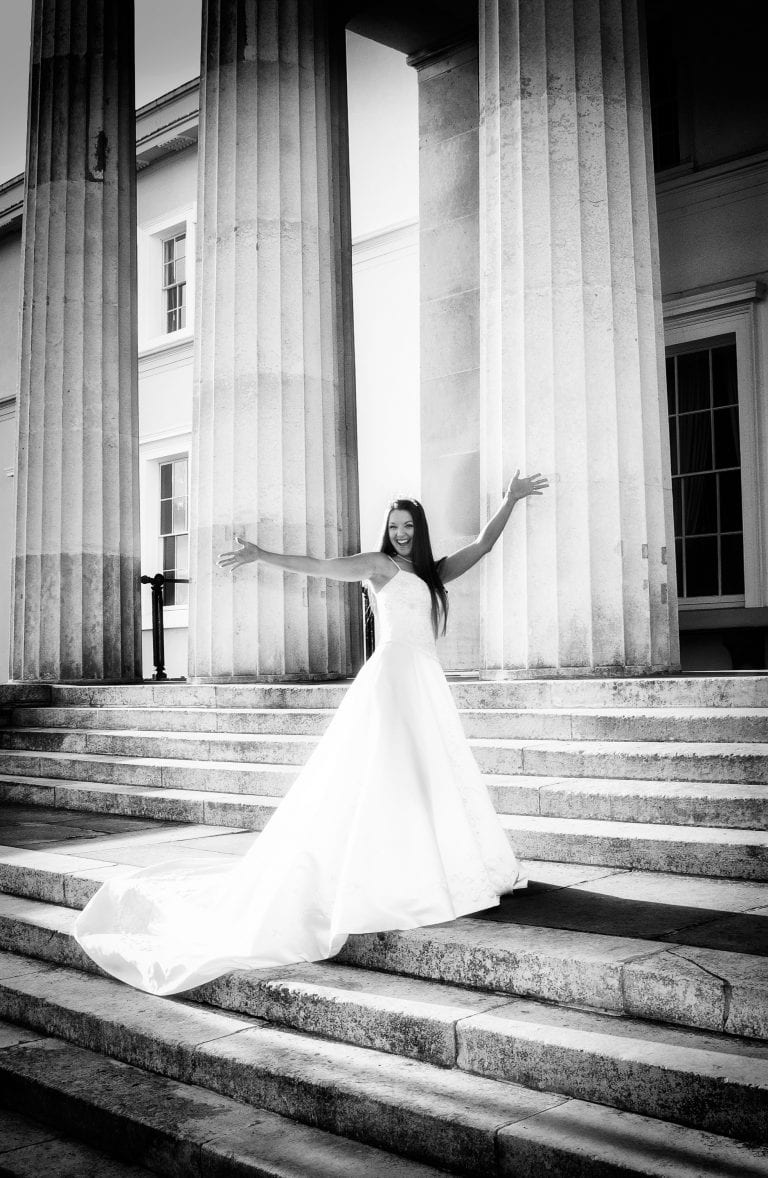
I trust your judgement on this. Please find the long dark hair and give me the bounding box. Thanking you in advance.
[379,498,448,637]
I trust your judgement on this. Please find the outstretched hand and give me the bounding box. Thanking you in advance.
[216,534,258,571]
[506,470,549,502]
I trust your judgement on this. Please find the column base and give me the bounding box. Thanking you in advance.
[479,664,682,680]
[189,674,356,685]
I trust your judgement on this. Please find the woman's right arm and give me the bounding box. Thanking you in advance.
[217,535,392,583]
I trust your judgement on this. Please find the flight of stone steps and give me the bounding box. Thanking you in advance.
[0,676,766,1175]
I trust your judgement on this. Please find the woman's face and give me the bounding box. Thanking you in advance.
[388,509,415,558]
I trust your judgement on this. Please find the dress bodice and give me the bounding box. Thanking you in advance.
[369,568,437,658]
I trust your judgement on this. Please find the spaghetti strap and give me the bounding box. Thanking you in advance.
[386,554,401,571]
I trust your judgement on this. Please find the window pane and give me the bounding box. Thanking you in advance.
[721,533,745,595]
[175,533,189,575]
[684,535,718,596]
[164,259,175,287]
[163,239,174,264]
[683,473,717,535]
[719,470,743,533]
[173,459,188,496]
[675,538,684,596]
[179,301,186,330]
[172,496,187,534]
[160,463,172,498]
[713,406,740,469]
[167,286,179,312]
[665,357,675,414]
[175,257,186,284]
[712,344,737,407]
[678,411,712,474]
[163,535,176,573]
[175,583,188,607]
[672,478,682,537]
[676,351,710,412]
[160,499,172,535]
[668,416,678,476]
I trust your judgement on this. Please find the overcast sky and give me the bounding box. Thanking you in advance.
[0,0,203,181]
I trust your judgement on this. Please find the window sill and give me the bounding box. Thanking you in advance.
[139,330,194,359]
[679,604,768,631]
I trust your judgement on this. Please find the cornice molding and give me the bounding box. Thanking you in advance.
[663,278,767,320]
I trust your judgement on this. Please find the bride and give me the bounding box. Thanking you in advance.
[74,471,548,995]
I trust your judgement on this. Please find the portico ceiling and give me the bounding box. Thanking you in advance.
[342,0,476,57]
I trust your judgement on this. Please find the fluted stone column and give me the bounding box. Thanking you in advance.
[479,0,679,676]
[12,0,142,681]
[412,42,482,672]
[189,0,361,681]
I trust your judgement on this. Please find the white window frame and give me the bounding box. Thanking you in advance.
[663,280,767,610]
[158,454,190,610]
[139,433,192,633]
[137,204,196,354]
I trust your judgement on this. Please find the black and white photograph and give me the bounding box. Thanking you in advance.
[0,0,766,1174]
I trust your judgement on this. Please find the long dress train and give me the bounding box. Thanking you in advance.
[74,567,527,995]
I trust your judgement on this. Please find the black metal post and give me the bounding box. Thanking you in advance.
[140,574,190,681]
[362,584,376,661]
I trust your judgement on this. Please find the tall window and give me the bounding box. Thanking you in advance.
[160,457,189,607]
[162,233,186,333]
[667,340,744,600]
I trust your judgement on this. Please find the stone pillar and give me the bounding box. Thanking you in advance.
[479,0,679,676]
[190,0,361,681]
[12,0,142,681]
[411,41,482,671]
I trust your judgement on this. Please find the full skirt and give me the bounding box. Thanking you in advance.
[74,641,526,995]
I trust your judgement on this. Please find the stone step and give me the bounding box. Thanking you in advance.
[0,1016,445,1178]
[4,769,768,830]
[3,726,768,784]
[471,736,768,783]
[2,776,767,876]
[2,896,768,1145]
[38,675,768,709]
[1,876,766,1041]
[505,814,768,878]
[0,1101,154,1177]
[10,704,768,743]
[0,749,301,793]
[1,949,768,1172]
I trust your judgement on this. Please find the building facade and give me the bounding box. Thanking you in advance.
[0,0,767,683]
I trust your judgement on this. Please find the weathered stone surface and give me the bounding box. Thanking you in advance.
[339,919,647,1013]
[0,848,114,905]
[0,685,52,707]
[12,0,141,682]
[187,1021,564,1175]
[500,813,768,878]
[0,1106,56,1154]
[457,997,768,1142]
[497,1098,768,1178]
[189,0,361,682]
[478,0,676,675]
[537,778,768,828]
[0,896,88,970]
[0,1030,446,1177]
[472,737,768,785]
[0,1120,153,1177]
[194,960,508,1068]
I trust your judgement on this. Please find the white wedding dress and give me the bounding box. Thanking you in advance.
[74,566,527,995]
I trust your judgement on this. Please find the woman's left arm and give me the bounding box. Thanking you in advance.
[439,470,549,584]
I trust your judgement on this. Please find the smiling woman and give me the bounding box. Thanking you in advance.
[73,472,547,996]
